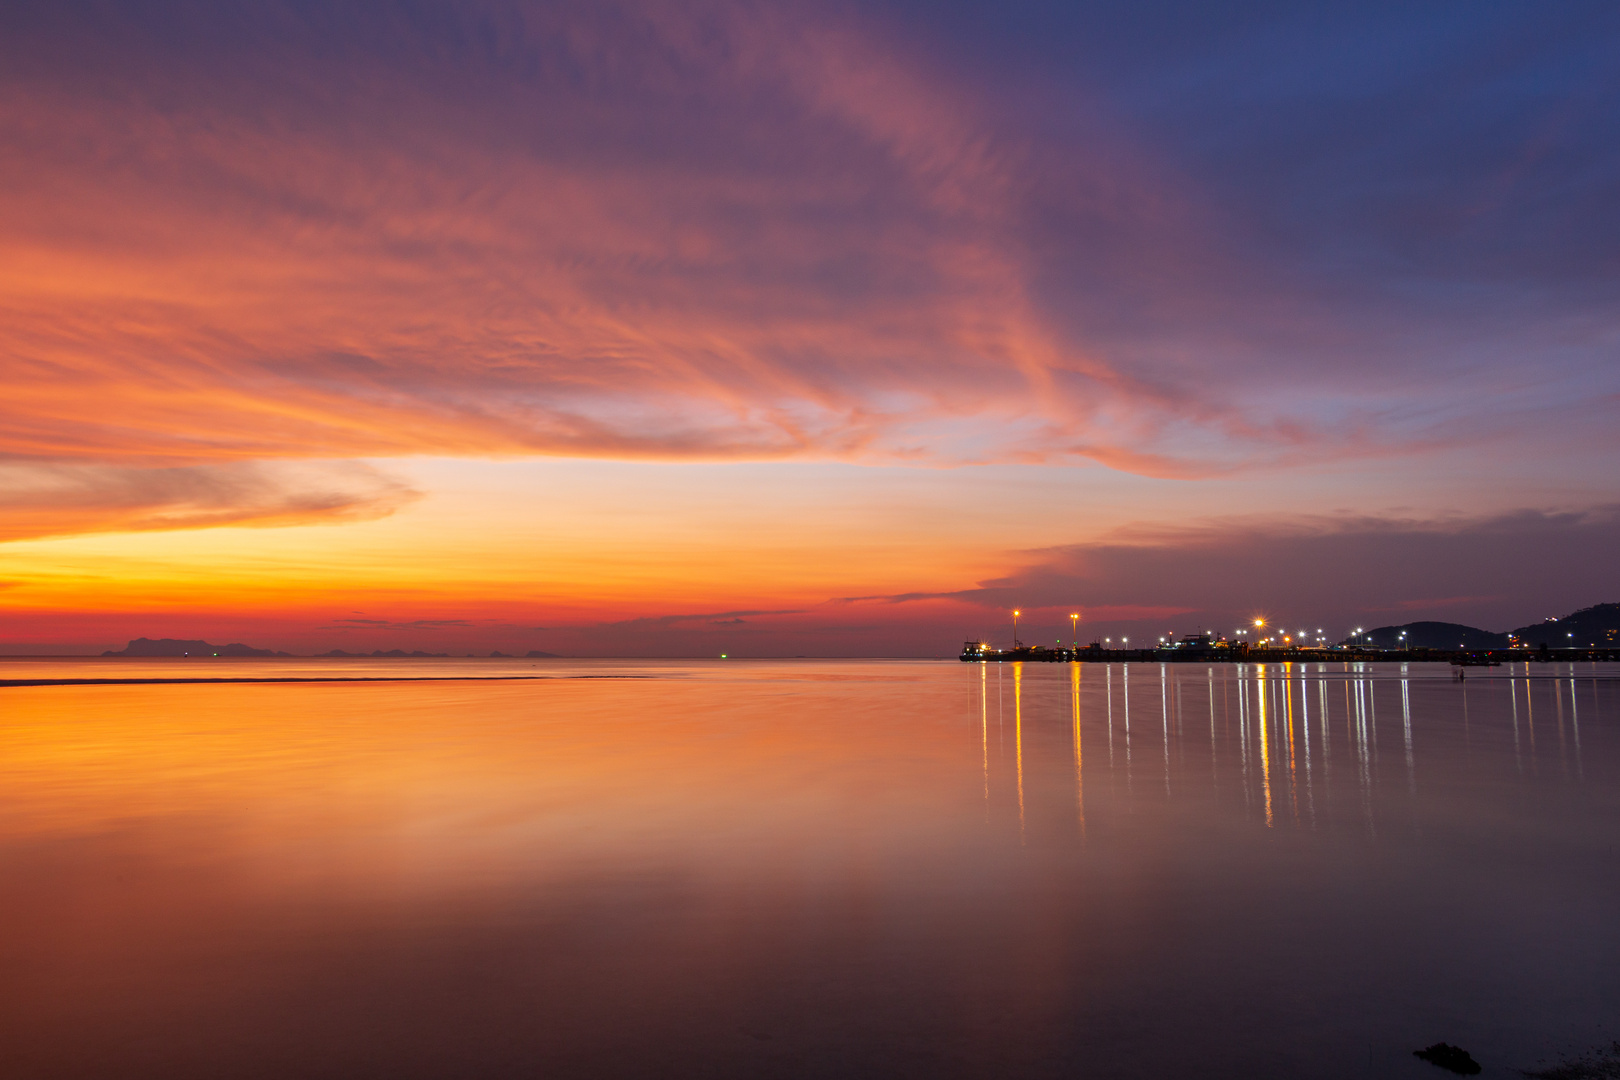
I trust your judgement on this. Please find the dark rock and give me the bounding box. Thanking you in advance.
[1414,1043,1482,1075]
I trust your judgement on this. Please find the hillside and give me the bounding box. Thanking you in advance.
[1506,603,1620,648]
[1343,602,1620,649]
[1350,622,1508,650]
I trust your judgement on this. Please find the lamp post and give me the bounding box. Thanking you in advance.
[1070,613,1079,650]
[1012,610,1021,648]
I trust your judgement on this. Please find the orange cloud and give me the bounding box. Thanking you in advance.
[0,461,417,542]
[0,0,1374,482]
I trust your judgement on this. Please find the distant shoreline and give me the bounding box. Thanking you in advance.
[0,675,655,688]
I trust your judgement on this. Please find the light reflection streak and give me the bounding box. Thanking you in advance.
[1072,662,1085,837]
[1400,675,1415,796]
[998,661,1005,756]
[1318,677,1331,770]
[1509,676,1523,773]
[1257,666,1273,827]
[1300,669,1315,828]
[1239,669,1251,812]
[1525,674,1537,775]
[1106,666,1115,767]
[1353,669,1374,834]
[1568,676,1583,781]
[981,663,989,816]
[1123,664,1133,790]
[1208,669,1218,793]
[960,662,1612,849]
[1553,678,1568,778]
[1284,668,1299,826]
[1369,676,1379,761]
[1160,665,1171,797]
[1014,663,1025,844]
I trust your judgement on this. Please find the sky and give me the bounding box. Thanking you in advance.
[2,0,1618,655]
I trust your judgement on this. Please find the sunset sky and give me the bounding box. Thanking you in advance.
[3,0,1618,655]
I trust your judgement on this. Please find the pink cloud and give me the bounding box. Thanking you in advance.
[0,0,1449,481]
[0,461,417,542]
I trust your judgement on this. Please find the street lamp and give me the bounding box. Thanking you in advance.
[1013,609,1021,648]
[1070,613,1079,649]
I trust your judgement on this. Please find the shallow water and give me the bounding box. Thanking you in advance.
[0,659,1615,1078]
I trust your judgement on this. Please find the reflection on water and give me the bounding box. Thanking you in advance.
[0,659,1617,1079]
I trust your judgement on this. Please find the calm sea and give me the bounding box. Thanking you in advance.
[1,657,1616,1079]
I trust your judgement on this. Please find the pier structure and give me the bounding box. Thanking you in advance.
[960,638,1620,665]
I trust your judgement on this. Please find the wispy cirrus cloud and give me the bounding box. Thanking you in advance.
[0,461,418,543]
[8,0,1604,485]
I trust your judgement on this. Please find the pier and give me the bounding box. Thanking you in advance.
[960,640,1620,665]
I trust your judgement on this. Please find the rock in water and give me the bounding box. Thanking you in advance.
[1414,1043,1482,1075]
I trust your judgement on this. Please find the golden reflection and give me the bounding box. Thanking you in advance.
[1525,676,1536,770]
[981,663,989,815]
[1256,666,1273,827]
[1298,671,1314,828]
[1238,669,1250,805]
[1014,662,1025,844]
[1284,667,1298,825]
[0,677,989,875]
[1072,662,1085,837]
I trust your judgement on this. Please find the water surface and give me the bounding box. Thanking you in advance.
[1,659,1615,1078]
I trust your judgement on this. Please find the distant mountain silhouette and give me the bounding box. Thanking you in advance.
[526,650,561,658]
[1506,602,1620,648]
[1344,602,1619,649]
[103,637,288,657]
[1350,622,1508,649]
